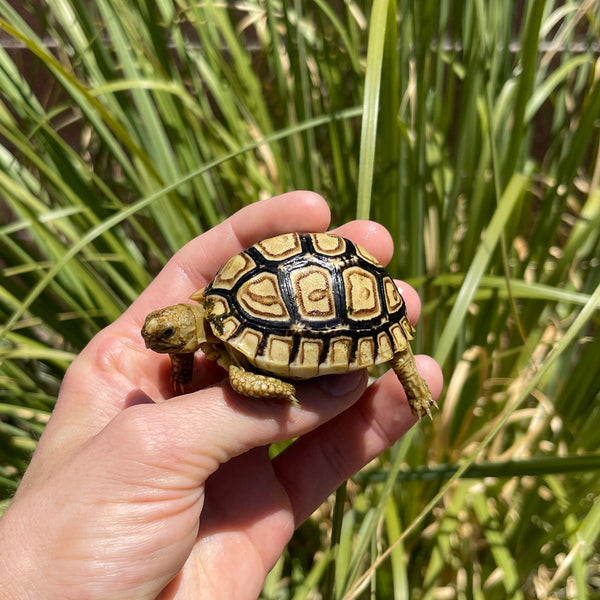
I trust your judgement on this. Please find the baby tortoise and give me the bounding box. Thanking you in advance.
[142,232,435,417]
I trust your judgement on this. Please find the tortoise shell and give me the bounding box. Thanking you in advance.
[194,232,414,379]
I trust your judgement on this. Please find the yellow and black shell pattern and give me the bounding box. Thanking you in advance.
[201,232,415,379]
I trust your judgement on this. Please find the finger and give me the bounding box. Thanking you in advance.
[24,361,368,496]
[331,219,395,267]
[160,446,294,599]
[44,194,330,414]
[84,192,333,400]
[327,222,421,324]
[43,202,414,464]
[395,280,421,325]
[272,355,443,524]
[127,191,332,323]
[103,369,370,485]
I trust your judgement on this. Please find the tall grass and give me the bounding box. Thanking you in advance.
[1,0,600,597]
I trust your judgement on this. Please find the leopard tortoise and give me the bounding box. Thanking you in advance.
[141,232,435,417]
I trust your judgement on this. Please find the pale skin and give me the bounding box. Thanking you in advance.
[0,192,443,600]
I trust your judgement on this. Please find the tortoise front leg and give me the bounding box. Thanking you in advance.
[229,365,299,407]
[200,342,299,406]
[169,352,194,391]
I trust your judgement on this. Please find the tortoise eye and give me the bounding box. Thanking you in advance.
[161,327,176,340]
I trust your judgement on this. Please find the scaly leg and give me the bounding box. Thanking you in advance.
[200,342,299,406]
[169,352,194,393]
[229,365,299,407]
[389,346,436,419]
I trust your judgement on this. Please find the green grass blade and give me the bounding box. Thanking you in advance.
[434,173,529,368]
[356,0,389,221]
[500,0,546,185]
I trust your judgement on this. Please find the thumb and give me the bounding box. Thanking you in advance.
[105,370,369,485]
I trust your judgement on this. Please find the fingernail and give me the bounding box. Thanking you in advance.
[318,371,367,397]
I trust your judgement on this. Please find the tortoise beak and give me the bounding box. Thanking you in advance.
[141,311,169,352]
[141,330,152,349]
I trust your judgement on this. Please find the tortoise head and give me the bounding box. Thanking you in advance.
[141,303,207,354]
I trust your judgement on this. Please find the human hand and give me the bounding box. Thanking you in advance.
[0,192,443,600]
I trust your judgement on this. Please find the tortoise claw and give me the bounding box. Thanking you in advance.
[170,378,187,396]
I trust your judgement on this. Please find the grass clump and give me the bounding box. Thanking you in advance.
[1,0,600,597]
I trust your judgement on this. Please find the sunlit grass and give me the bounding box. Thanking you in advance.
[1,0,600,597]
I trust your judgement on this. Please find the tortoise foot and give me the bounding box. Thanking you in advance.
[229,365,299,407]
[390,349,435,419]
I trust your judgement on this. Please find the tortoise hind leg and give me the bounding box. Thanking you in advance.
[229,365,299,407]
[389,345,436,419]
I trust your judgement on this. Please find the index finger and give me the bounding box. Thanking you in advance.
[128,191,332,323]
[95,191,334,393]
